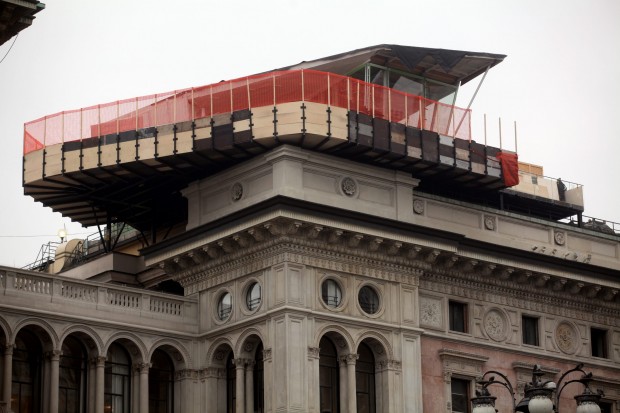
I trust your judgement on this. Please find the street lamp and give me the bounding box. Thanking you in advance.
[471,364,604,413]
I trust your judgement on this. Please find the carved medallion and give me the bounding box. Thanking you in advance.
[341,177,357,196]
[413,199,425,215]
[555,322,577,354]
[484,309,507,342]
[420,296,442,328]
[484,215,496,231]
[231,182,244,201]
[243,342,254,352]
[554,231,566,246]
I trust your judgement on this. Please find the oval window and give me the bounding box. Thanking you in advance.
[321,279,342,308]
[358,285,379,314]
[246,282,262,311]
[217,292,232,320]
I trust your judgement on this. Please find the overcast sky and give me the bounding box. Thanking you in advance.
[1,0,619,267]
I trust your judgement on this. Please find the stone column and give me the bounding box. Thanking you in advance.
[2,345,14,410]
[245,361,255,413]
[48,350,62,413]
[307,347,320,413]
[88,360,96,413]
[338,356,348,413]
[204,368,219,413]
[94,356,106,413]
[131,366,139,413]
[345,354,358,413]
[233,359,246,413]
[138,362,150,413]
[217,368,227,413]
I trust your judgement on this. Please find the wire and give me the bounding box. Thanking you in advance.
[0,232,93,238]
[0,33,19,65]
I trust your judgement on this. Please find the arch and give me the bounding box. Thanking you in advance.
[60,324,104,356]
[104,331,147,363]
[356,331,393,362]
[314,324,355,355]
[12,317,58,350]
[0,315,10,345]
[235,327,266,358]
[148,338,191,371]
[206,336,235,367]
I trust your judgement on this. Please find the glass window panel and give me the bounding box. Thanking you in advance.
[358,286,379,314]
[321,279,342,308]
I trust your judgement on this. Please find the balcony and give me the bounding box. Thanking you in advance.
[0,266,198,333]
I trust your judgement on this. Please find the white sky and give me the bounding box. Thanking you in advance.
[0,0,619,267]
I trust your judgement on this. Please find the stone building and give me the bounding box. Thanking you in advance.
[2,45,619,413]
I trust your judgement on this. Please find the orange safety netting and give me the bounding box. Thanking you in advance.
[23,70,472,154]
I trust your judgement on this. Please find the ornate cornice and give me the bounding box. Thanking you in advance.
[152,216,618,310]
[421,270,620,326]
[180,236,423,294]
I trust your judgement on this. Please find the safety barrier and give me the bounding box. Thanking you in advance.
[23,70,472,155]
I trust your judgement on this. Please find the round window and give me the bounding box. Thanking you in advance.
[321,279,342,308]
[246,282,262,311]
[217,292,232,320]
[358,285,379,314]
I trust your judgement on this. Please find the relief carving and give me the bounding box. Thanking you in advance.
[484,308,507,342]
[420,296,442,328]
[555,322,578,354]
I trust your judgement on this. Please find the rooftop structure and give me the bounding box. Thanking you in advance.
[3,45,619,413]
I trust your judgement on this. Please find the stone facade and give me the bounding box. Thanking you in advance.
[1,146,619,412]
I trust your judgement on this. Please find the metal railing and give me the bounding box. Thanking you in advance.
[23,241,60,271]
[560,215,620,236]
[24,69,473,154]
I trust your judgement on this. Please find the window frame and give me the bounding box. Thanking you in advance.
[450,376,471,413]
[215,290,233,322]
[591,327,609,359]
[245,281,262,313]
[320,278,344,310]
[448,300,468,333]
[522,315,540,347]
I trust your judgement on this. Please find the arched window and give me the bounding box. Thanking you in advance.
[226,353,236,413]
[12,329,43,413]
[149,350,174,413]
[319,337,339,413]
[355,342,376,413]
[60,335,87,413]
[253,343,264,413]
[105,343,131,413]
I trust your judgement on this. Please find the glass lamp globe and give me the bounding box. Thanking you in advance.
[528,394,554,413]
[576,401,601,413]
[472,403,496,413]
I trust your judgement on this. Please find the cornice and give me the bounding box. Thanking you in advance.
[420,271,620,326]
[151,216,619,308]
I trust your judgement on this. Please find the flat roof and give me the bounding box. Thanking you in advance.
[279,44,506,86]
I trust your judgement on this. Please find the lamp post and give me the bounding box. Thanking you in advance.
[471,364,603,413]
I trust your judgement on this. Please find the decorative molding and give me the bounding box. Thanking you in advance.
[439,348,489,379]
[420,295,442,329]
[555,321,578,354]
[308,346,320,359]
[340,176,358,197]
[231,182,243,201]
[183,238,422,294]
[376,359,402,372]
[554,230,566,246]
[262,348,272,361]
[420,273,620,327]
[413,199,425,215]
[484,215,496,231]
[175,369,199,380]
[483,308,508,342]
